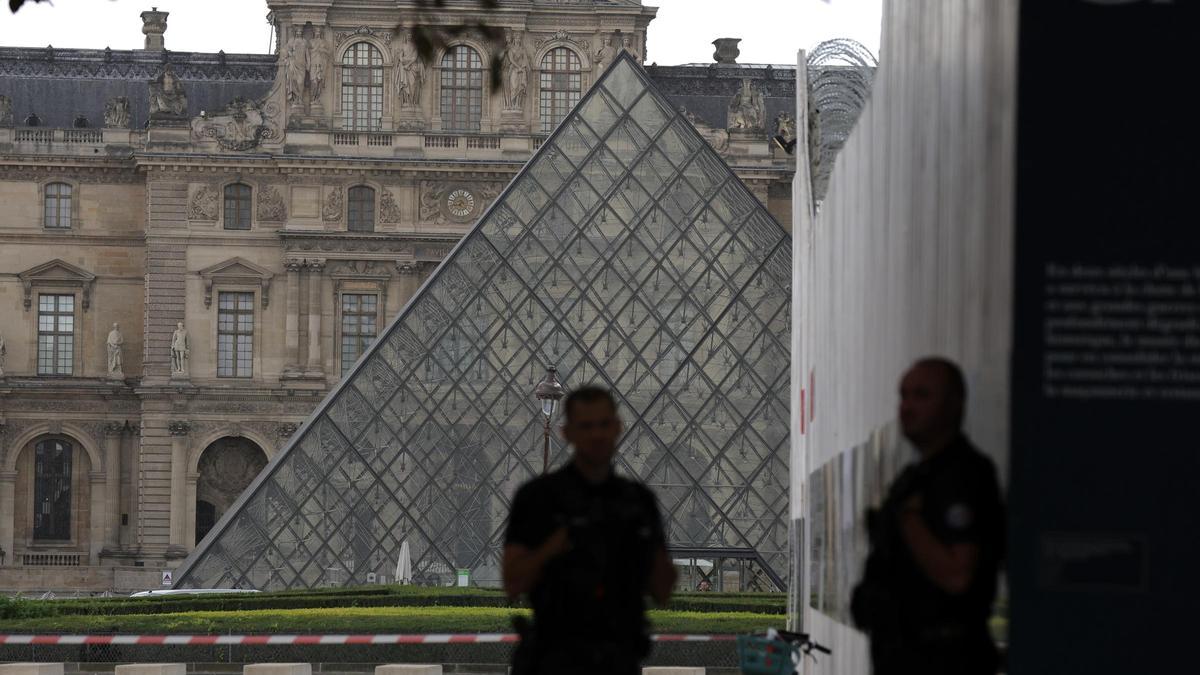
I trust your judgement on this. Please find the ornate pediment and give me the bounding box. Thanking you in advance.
[17,259,96,311]
[334,25,394,47]
[196,257,274,308]
[535,29,590,53]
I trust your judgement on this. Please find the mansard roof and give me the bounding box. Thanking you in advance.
[0,40,797,138]
[645,63,798,138]
[0,47,276,129]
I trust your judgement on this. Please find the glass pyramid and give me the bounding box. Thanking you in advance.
[174,53,792,591]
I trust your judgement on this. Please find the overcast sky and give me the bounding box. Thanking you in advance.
[0,0,882,65]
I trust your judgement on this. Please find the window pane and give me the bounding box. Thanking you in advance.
[441,45,483,132]
[44,183,71,228]
[38,294,74,376]
[218,292,255,378]
[342,42,384,130]
[33,440,72,540]
[540,48,582,133]
[348,187,375,231]
[340,293,378,375]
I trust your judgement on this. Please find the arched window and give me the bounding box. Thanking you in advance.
[440,45,483,132]
[539,47,582,133]
[341,42,384,131]
[348,186,375,232]
[223,183,252,230]
[33,439,72,541]
[44,182,72,229]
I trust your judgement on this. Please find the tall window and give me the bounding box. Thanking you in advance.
[224,184,252,230]
[341,42,384,130]
[33,439,72,541]
[440,45,483,132]
[44,182,72,229]
[539,48,582,133]
[348,186,375,232]
[341,294,378,374]
[217,291,254,378]
[37,294,74,375]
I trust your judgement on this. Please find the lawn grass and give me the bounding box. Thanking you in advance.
[0,605,784,635]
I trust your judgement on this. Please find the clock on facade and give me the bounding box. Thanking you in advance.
[445,189,476,219]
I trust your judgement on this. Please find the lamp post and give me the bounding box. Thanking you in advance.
[533,365,565,474]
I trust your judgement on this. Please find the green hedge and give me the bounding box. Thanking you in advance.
[0,605,784,635]
[31,587,785,618]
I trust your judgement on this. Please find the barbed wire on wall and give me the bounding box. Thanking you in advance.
[807,38,878,210]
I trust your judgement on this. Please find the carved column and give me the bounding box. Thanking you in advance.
[0,470,15,565]
[102,423,123,553]
[184,471,199,549]
[305,258,326,376]
[88,471,106,565]
[122,425,139,549]
[167,421,190,555]
[284,257,304,375]
[395,260,420,311]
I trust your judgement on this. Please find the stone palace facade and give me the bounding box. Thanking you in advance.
[0,0,795,593]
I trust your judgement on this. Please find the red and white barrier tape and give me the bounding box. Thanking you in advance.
[0,634,735,645]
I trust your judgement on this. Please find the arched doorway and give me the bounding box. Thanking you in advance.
[195,437,267,545]
[7,433,98,564]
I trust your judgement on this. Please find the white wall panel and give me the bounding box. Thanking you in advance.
[790,1,1018,670]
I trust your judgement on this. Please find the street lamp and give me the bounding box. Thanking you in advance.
[533,365,565,474]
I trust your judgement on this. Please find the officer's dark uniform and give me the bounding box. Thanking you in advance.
[505,462,666,675]
[852,434,1005,675]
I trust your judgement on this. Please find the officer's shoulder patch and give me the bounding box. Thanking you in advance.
[945,503,973,530]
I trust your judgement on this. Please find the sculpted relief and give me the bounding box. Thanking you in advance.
[104,97,131,128]
[257,185,287,222]
[192,97,279,151]
[380,189,403,224]
[419,181,503,225]
[323,186,344,222]
[189,184,219,221]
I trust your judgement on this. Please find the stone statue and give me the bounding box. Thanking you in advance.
[393,34,425,108]
[775,111,796,143]
[728,78,764,131]
[104,97,131,128]
[285,37,307,106]
[593,34,617,72]
[308,39,329,101]
[0,331,6,377]
[502,31,530,111]
[286,25,329,108]
[621,34,640,61]
[0,95,12,127]
[149,64,187,118]
[171,322,190,376]
[106,323,124,376]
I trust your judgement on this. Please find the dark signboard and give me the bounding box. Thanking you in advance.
[1011,1,1199,672]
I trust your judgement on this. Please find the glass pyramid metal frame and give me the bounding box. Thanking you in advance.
[174,53,792,591]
